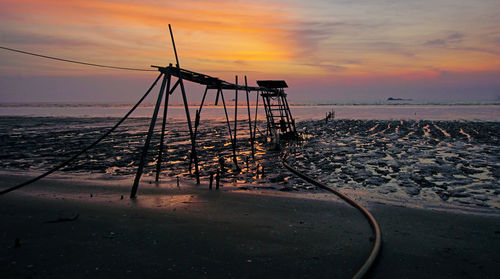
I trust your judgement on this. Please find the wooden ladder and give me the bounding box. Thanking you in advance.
[261,88,297,141]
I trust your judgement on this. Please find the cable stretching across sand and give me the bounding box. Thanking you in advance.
[282,154,381,279]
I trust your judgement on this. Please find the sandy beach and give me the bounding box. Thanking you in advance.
[2,173,500,278]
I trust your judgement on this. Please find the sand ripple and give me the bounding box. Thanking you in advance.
[287,119,500,210]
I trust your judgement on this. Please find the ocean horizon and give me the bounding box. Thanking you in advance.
[1,102,499,121]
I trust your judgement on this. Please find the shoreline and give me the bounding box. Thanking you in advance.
[2,174,500,278]
[2,169,498,218]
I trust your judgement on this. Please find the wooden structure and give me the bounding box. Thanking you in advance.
[258,80,297,140]
[130,25,297,198]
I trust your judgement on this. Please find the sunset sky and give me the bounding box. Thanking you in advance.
[1,0,500,103]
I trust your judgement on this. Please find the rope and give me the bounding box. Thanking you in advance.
[0,46,156,72]
[282,153,381,279]
[0,73,163,196]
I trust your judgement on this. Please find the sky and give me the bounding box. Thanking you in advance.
[1,0,500,104]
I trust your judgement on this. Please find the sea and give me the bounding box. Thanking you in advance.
[0,102,499,215]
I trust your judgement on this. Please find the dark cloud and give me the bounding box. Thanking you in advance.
[286,20,385,68]
[422,32,499,55]
[233,60,248,65]
[423,32,464,47]
[289,21,345,51]
[0,31,93,47]
[447,32,464,40]
[489,36,500,46]
[423,39,446,46]
[300,62,347,72]
[288,20,383,53]
[340,59,362,65]
[453,46,500,56]
[361,41,415,57]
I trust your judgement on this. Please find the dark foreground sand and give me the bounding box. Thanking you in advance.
[1,174,500,278]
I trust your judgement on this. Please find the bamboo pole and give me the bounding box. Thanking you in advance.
[220,88,239,169]
[169,24,200,184]
[233,75,238,161]
[194,86,209,139]
[130,75,167,198]
[189,86,209,169]
[244,76,255,159]
[253,90,260,143]
[155,74,171,182]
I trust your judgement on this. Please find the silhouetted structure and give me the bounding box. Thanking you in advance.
[130,25,297,198]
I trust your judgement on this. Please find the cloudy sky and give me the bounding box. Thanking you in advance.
[1,0,500,103]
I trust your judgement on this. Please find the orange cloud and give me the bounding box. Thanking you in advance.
[0,0,295,75]
[2,0,500,85]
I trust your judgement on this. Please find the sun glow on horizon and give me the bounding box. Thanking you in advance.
[1,0,500,102]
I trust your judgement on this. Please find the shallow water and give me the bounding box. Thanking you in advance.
[1,103,499,121]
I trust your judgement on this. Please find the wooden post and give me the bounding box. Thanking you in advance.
[216,169,220,189]
[220,89,239,169]
[253,90,260,143]
[215,87,220,105]
[233,76,238,159]
[178,78,200,184]
[244,76,255,159]
[189,85,209,168]
[194,86,209,138]
[130,75,167,198]
[155,74,171,182]
[169,24,200,184]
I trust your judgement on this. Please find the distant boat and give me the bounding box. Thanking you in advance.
[387,97,413,101]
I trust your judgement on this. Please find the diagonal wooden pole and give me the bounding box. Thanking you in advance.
[244,76,255,159]
[194,85,209,139]
[220,88,239,169]
[169,24,200,184]
[130,74,167,198]
[253,90,260,141]
[155,74,171,182]
[189,85,209,170]
[168,78,180,95]
[214,87,220,105]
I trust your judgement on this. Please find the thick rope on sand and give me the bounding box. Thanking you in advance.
[282,154,381,279]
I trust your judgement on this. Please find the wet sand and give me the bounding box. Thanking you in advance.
[1,174,500,278]
[2,117,498,212]
[288,119,500,210]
